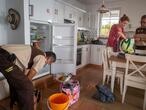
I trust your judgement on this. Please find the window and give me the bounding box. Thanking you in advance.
[99,9,120,38]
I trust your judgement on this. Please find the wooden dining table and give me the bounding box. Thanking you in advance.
[109,54,146,93]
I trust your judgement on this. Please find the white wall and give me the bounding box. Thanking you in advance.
[5,0,25,44]
[88,0,146,38]
[62,0,87,11]
[106,0,146,29]
[0,0,8,44]
[0,0,27,44]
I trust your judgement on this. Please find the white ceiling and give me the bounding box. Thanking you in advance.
[76,0,122,4]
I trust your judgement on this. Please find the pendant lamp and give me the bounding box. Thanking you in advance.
[98,0,109,13]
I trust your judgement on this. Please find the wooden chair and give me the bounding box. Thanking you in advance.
[122,54,146,110]
[102,47,124,94]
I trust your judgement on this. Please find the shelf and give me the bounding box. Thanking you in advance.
[77,27,90,31]
[53,36,74,39]
[55,59,74,64]
[53,44,74,47]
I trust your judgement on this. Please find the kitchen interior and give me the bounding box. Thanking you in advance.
[0,0,146,110]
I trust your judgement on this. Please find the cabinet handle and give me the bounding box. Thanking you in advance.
[54,9,58,15]
[69,13,72,18]
[79,17,81,21]
[29,5,34,16]
[86,48,88,51]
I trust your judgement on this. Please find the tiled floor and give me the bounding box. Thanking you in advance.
[0,64,144,110]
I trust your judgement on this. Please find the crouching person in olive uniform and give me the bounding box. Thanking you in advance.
[0,44,56,110]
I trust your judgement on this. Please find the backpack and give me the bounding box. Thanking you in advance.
[95,85,115,103]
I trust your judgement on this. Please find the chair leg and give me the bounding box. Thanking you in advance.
[107,75,110,84]
[122,83,127,103]
[117,77,120,84]
[120,77,123,95]
[143,90,146,110]
[102,73,106,85]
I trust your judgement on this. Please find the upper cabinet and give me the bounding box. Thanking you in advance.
[64,5,77,22]
[83,13,91,29]
[52,1,65,23]
[29,0,54,22]
[77,11,84,27]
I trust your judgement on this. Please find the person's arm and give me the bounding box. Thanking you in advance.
[27,68,37,80]
[27,55,46,80]
[117,27,127,39]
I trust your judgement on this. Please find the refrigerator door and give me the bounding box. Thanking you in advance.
[51,23,77,75]
[30,21,52,78]
[30,21,52,52]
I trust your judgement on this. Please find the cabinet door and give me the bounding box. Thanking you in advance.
[53,1,64,23]
[90,45,98,65]
[90,45,104,65]
[82,45,90,66]
[51,24,76,75]
[64,5,76,21]
[82,46,86,66]
[29,0,54,22]
[83,13,91,29]
[77,11,84,27]
[86,45,90,64]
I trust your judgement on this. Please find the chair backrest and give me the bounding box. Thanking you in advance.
[102,48,109,71]
[106,47,113,59]
[125,54,146,82]
[106,47,113,68]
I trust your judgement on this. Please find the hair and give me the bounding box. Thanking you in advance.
[45,51,56,62]
[141,15,146,20]
[120,14,130,22]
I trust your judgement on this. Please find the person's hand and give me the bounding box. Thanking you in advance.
[134,36,141,41]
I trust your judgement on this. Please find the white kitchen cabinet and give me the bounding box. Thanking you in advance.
[0,79,9,100]
[83,13,91,29]
[90,45,106,65]
[77,11,84,27]
[29,0,54,22]
[64,5,76,21]
[82,45,90,66]
[52,1,64,23]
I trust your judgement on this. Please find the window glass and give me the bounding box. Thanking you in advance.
[99,9,120,38]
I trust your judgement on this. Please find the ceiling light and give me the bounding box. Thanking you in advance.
[98,0,109,13]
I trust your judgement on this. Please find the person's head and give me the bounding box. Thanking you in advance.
[119,14,130,27]
[140,15,146,28]
[45,51,56,64]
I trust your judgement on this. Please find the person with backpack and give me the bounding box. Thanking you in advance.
[0,44,56,110]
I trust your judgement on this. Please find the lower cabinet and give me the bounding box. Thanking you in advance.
[82,45,90,66]
[90,45,106,65]
[77,44,106,69]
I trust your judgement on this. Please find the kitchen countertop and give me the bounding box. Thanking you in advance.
[77,44,106,48]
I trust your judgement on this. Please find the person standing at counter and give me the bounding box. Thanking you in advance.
[107,14,130,52]
[134,15,146,49]
[0,44,56,110]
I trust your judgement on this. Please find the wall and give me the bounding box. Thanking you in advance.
[0,0,27,44]
[0,0,8,44]
[62,0,87,11]
[6,0,26,44]
[106,0,146,29]
[88,0,146,38]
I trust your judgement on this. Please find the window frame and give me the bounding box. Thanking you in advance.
[98,8,121,38]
